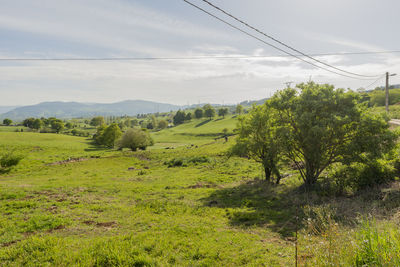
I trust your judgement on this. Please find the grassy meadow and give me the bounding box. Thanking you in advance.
[0,115,400,266]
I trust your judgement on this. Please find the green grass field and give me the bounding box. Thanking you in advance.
[0,126,29,132]
[1,116,399,266]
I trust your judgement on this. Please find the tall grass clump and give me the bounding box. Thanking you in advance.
[353,220,400,266]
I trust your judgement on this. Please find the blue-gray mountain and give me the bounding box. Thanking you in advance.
[0,100,182,120]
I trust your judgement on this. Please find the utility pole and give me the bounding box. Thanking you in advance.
[386,72,397,112]
[386,72,389,112]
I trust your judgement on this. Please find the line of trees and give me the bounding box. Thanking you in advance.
[232,82,398,188]
[22,117,65,133]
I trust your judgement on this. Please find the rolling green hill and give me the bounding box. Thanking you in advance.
[152,115,238,147]
[0,100,182,120]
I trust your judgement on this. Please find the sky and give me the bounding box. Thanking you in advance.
[0,0,399,106]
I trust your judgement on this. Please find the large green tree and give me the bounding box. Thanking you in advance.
[22,118,35,128]
[32,118,43,130]
[2,119,12,126]
[232,104,282,183]
[173,110,186,125]
[100,123,122,148]
[203,104,215,119]
[90,116,105,127]
[218,108,229,118]
[50,119,64,133]
[270,82,397,186]
[194,108,203,119]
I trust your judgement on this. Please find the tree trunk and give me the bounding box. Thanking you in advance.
[275,170,282,185]
[264,166,272,182]
[304,171,318,186]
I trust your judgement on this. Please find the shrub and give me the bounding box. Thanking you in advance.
[164,156,210,167]
[0,151,23,170]
[329,159,396,192]
[118,128,154,151]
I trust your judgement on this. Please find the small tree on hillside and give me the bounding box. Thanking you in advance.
[185,112,192,121]
[118,128,154,151]
[218,108,228,118]
[173,110,186,125]
[97,123,122,148]
[32,119,43,130]
[158,120,168,129]
[50,119,64,133]
[65,122,73,129]
[90,116,105,127]
[203,104,215,119]
[23,118,35,128]
[194,108,203,119]
[3,119,12,126]
[235,104,244,115]
[231,103,282,183]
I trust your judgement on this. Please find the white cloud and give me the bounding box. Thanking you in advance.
[1,0,399,106]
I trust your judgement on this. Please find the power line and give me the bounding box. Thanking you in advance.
[364,74,386,89]
[181,0,374,80]
[182,0,381,80]
[199,0,381,78]
[0,50,399,61]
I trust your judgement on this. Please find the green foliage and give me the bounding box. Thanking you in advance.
[90,116,105,126]
[369,88,400,106]
[65,122,73,129]
[331,159,396,192]
[218,108,229,118]
[118,128,154,151]
[32,118,43,130]
[0,151,23,170]
[173,110,186,125]
[269,82,398,186]
[185,112,192,121]
[164,156,211,167]
[235,104,244,115]
[22,117,35,128]
[50,119,64,133]
[102,123,122,148]
[2,118,12,126]
[194,108,203,119]
[70,129,89,137]
[157,120,168,129]
[203,104,216,119]
[146,122,154,130]
[232,103,282,183]
[94,123,122,148]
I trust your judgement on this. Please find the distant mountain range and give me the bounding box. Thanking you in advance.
[0,98,270,121]
[0,106,21,114]
[0,100,182,120]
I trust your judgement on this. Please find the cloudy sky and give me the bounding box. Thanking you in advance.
[0,0,399,106]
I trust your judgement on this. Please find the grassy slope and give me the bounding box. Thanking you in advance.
[0,117,296,266]
[152,115,237,147]
[0,116,399,266]
[0,126,29,132]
